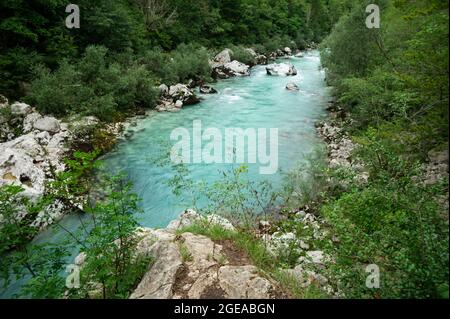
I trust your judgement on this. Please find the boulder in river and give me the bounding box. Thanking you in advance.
[168,84,200,105]
[213,61,250,79]
[283,47,292,55]
[286,82,300,91]
[199,85,218,94]
[266,63,297,76]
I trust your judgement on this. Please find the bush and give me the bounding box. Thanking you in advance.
[166,43,212,84]
[229,45,256,65]
[319,127,449,299]
[27,46,158,121]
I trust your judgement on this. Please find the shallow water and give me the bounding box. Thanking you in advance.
[0,51,330,298]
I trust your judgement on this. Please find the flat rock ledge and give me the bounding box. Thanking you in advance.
[129,210,284,299]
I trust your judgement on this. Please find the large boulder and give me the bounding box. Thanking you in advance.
[213,61,250,79]
[266,63,297,76]
[23,112,42,133]
[168,84,200,105]
[10,102,32,115]
[255,55,268,65]
[283,47,292,55]
[166,209,236,232]
[213,48,233,65]
[158,84,169,96]
[33,116,61,133]
[224,61,250,76]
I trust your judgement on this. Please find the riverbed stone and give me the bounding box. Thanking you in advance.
[266,63,297,76]
[286,82,300,91]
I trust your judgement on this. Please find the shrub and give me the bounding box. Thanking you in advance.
[229,45,256,65]
[166,43,212,83]
[27,45,158,121]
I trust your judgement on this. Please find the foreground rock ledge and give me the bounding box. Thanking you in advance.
[129,210,284,299]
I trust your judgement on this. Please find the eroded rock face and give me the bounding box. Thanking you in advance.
[266,63,297,76]
[1,107,73,229]
[130,240,183,299]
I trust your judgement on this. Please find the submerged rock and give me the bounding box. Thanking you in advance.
[286,82,300,91]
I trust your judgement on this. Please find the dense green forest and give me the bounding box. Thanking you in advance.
[0,0,448,300]
[1,0,346,101]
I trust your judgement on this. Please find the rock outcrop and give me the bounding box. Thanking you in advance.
[129,210,283,299]
[0,100,74,228]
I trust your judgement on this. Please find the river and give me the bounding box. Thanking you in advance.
[0,50,330,298]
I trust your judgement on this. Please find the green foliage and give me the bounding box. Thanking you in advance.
[165,43,212,83]
[0,185,34,254]
[317,0,449,299]
[26,45,158,121]
[73,174,151,299]
[229,45,256,66]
